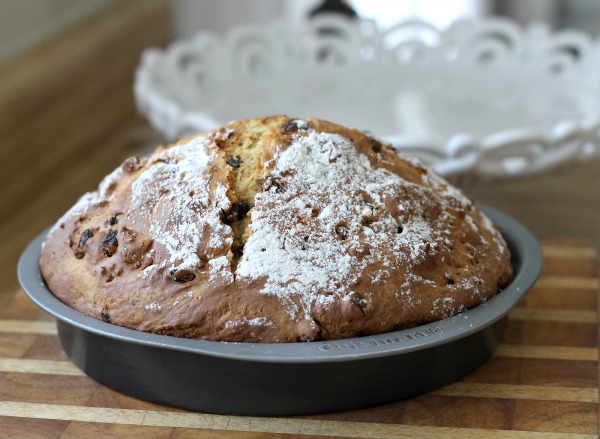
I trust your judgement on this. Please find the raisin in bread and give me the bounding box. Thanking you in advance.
[40,115,514,342]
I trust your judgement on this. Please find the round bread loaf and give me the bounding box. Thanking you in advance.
[40,116,514,342]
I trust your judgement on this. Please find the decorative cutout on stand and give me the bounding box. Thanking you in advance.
[135,16,600,182]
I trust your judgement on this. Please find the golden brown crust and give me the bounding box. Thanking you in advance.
[40,115,514,342]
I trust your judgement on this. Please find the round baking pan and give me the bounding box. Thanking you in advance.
[18,205,542,416]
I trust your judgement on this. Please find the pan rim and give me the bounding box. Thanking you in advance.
[18,204,542,364]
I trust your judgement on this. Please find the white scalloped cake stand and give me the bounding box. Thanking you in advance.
[134,16,600,181]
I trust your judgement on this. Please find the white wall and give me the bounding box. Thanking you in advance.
[0,0,114,62]
[0,0,589,66]
[170,0,321,39]
[561,0,600,35]
[169,0,490,39]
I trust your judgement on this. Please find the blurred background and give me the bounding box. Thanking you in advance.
[1,0,599,304]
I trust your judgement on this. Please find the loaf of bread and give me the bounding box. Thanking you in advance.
[40,116,514,342]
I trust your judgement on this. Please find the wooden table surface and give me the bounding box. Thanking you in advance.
[1,2,598,437]
[0,239,598,438]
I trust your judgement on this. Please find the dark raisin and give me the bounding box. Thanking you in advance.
[226,155,242,169]
[169,269,196,283]
[348,292,367,316]
[101,265,119,283]
[348,243,370,258]
[233,242,245,258]
[370,137,382,153]
[300,332,323,342]
[283,236,306,251]
[361,218,374,228]
[213,127,234,146]
[235,201,250,220]
[100,311,111,323]
[467,246,479,264]
[222,202,250,223]
[108,214,118,226]
[122,156,140,173]
[75,229,95,259]
[75,248,85,259]
[447,278,455,285]
[335,225,349,240]
[397,225,404,234]
[282,119,310,132]
[260,176,284,193]
[80,229,94,244]
[101,230,118,257]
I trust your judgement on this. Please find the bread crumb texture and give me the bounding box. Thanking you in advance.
[40,116,514,342]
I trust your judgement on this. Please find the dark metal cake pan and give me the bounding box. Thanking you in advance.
[18,205,542,416]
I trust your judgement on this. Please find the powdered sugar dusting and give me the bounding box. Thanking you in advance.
[209,256,234,284]
[423,163,472,208]
[481,211,506,258]
[236,132,453,318]
[224,317,275,329]
[145,302,161,311]
[48,166,124,237]
[130,136,232,275]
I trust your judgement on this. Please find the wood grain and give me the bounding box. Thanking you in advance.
[0,416,69,439]
[433,383,598,403]
[0,320,57,335]
[465,159,600,247]
[495,345,598,361]
[534,277,600,291]
[509,308,597,323]
[0,240,597,438]
[518,359,598,388]
[0,401,596,439]
[0,358,83,376]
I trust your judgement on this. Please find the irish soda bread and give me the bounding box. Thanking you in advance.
[40,116,514,342]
